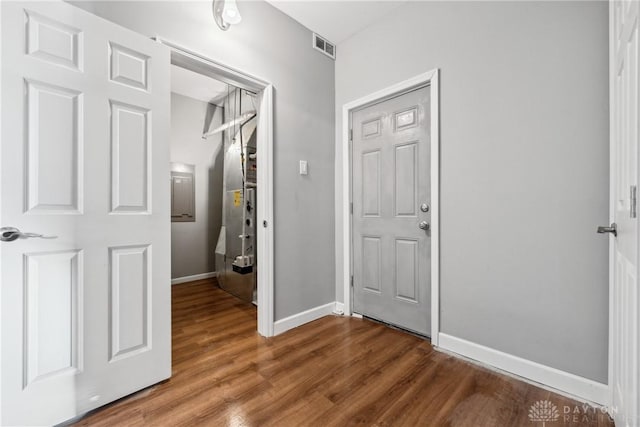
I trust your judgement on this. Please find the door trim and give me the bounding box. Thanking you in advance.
[607,0,614,410]
[340,69,440,344]
[156,38,275,337]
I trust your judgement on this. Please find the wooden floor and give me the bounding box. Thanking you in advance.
[74,279,613,427]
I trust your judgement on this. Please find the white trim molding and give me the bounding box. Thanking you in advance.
[273,303,336,336]
[171,272,217,285]
[340,69,440,345]
[438,333,608,405]
[157,38,275,337]
[607,0,615,410]
[256,85,275,337]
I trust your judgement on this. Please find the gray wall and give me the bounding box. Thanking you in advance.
[170,93,223,280]
[72,1,336,319]
[335,1,609,382]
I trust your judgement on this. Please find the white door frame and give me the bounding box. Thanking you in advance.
[341,69,440,345]
[156,38,275,337]
[607,0,615,406]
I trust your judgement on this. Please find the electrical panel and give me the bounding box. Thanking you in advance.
[171,171,195,222]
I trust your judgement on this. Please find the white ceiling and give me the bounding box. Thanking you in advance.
[171,65,230,105]
[264,1,407,45]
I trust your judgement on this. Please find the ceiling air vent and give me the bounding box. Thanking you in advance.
[313,33,335,60]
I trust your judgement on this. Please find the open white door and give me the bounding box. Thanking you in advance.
[608,0,639,425]
[0,1,171,425]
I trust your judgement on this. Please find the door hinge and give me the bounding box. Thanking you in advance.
[350,275,354,288]
[350,202,353,215]
[632,185,638,218]
[349,128,353,142]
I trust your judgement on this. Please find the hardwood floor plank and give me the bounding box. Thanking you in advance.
[73,279,614,427]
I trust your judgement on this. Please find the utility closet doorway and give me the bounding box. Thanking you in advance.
[170,64,258,305]
[164,40,275,338]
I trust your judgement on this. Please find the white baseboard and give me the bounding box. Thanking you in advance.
[273,302,335,335]
[334,302,345,315]
[437,333,608,405]
[171,272,217,285]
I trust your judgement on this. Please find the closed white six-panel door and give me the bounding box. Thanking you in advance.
[352,86,431,336]
[0,1,171,425]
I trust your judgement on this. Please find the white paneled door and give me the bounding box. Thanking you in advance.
[609,1,640,426]
[0,2,171,425]
[351,86,431,336]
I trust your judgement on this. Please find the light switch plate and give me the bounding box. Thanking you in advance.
[299,160,308,175]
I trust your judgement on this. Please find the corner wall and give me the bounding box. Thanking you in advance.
[335,1,609,383]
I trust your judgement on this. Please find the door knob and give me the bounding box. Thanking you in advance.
[597,223,617,237]
[418,221,430,231]
[0,227,57,242]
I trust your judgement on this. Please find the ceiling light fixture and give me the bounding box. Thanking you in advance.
[213,0,242,31]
